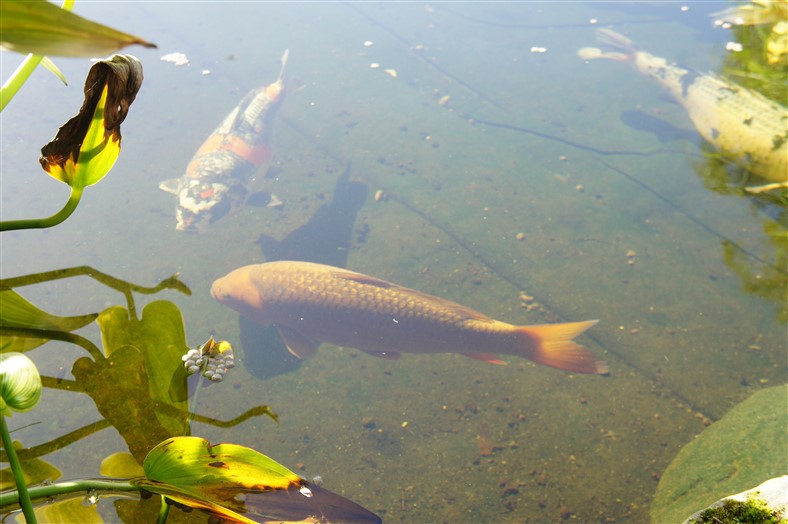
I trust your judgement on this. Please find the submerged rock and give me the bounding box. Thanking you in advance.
[651,384,788,523]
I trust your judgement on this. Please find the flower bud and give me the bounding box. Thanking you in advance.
[0,353,43,416]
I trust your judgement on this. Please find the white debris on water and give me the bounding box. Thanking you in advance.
[161,52,189,66]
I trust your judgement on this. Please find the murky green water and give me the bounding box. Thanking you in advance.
[2,2,785,523]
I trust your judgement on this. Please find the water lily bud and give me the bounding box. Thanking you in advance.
[0,352,43,416]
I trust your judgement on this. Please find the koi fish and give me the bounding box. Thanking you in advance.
[578,29,788,192]
[211,261,607,374]
[160,50,289,231]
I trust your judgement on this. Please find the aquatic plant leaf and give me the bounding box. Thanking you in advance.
[29,496,103,523]
[40,56,67,86]
[0,0,156,58]
[100,451,145,479]
[0,440,61,490]
[95,301,190,438]
[40,54,143,189]
[0,288,96,333]
[71,346,175,464]
[0,287,96,352]
[136,436,382,523]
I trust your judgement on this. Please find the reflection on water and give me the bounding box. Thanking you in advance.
[1,2,785,522]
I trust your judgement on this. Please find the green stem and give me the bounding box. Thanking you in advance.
[0,186,84,232]
[0,415,37,523]
[157,496,171,524]
[0,54,44,112]
[0,478,139,508]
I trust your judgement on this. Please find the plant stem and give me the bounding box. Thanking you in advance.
[0,54,44,112]
[0,478,139,508]
[0,187,84,232]
[0,415,37,523]
[157,496,171,524]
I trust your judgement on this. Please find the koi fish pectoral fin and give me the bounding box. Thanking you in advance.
[465,352,508,365]
[159,178,182,195]
[277,325,319,359]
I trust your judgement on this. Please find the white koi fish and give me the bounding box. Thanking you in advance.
[579,29,787,192]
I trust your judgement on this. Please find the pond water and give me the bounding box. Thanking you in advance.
[1,2,786,523]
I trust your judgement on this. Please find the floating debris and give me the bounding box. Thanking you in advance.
[437,95,451,106]
[161,52,189,66]
[374,189,386,202]
[384,68,398,77]
[370,62,380,69]
[589,18,599,25]
[515,232,525,241]
[201,69,211,76]
[725,41,744,52]
[363,40,374,47]
[530,46,548,53]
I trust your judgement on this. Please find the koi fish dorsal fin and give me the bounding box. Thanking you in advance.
[332,269,396,289]
[277,325,319,359]
[332,269,495,323]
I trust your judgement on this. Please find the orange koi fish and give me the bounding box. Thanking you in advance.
[160,50,288,231]
[211,261,607,374]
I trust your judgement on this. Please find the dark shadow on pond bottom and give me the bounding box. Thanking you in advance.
[240,162,368,380]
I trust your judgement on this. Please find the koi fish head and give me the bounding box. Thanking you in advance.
[211,266,269,323]
[159,177,245,232]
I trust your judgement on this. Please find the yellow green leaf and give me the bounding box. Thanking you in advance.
[0,0,156,58]
[136,437,382,523]
[100,452,145,479]
[39,54,143,189]
[0,287,97,353]
[0,440,62,490]
[0,288,96,332]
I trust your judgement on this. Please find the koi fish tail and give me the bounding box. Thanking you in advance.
[518,320,608,374]
[577,29,635,62]
[278,49,290,82]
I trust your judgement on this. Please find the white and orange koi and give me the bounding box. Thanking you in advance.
[160,50,289,231]
[579,29,787,192]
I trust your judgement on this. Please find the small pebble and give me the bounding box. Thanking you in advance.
[575,184,584,192]
[515,232,525,241]
[374,189,385,202]
[626,250,637,258]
